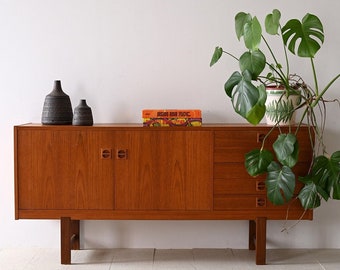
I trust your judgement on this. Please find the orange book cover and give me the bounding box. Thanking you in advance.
[142,109,201,119]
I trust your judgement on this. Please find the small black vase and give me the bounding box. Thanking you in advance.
[72,99,93,126]
[41,80,73,125]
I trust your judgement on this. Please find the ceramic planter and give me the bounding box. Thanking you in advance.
[265,87,301,125]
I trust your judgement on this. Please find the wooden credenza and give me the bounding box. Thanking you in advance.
[14,124,313,265]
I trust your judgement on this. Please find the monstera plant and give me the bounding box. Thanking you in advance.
[210,9,340,209]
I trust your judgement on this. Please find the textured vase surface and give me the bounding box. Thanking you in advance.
[41,80,73,125]
[72,99,93,126]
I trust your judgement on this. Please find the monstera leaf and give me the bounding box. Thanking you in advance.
[245,149,273,176]
[273,133,299,168]
[235,12,252,40]
[298,151,340,208]
[310,155,333,196]
[266,161,295,205]
[313,152,340,198]
[239,50,266,80]
[265,9,281,35]
[235,12,262,51]
[328,151,340,199]
[310,151,340,199]
[210,47,223,67]
[298,182,321,209]
[282,13,324,58]
[224,71,266,125]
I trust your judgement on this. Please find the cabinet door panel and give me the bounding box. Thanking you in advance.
[18,130,84,209]
[87,131,115,209]
[16,129,114,210]
[17,129,56,209]
[115,131,212,210]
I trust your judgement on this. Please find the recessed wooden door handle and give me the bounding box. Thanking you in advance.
[257,133,266,143]
[100,149,112,159]
[256,197,266,207]
[256,181,266,191]
[117,149,128,159]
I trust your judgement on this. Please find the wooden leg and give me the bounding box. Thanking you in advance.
[249,220,256,250]
[60,217,80,264]
[61,217,71,264]
[71,220,80,250]
[255,217,267,265]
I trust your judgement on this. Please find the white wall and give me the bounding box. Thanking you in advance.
[1,0,339,249]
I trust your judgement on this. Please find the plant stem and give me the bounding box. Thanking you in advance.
[311,73,340,107]
[223,50,239,61]
[279,25,290,79]
[260,124,279,151]
[261,35,287,86]
[311,58,319,96]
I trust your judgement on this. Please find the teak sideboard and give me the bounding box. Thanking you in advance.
[14,124,313,265]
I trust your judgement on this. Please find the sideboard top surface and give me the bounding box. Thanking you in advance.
[15,123,308,131]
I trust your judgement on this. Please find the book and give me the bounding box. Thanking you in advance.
[142,109,201,119]
[143,117,202,127]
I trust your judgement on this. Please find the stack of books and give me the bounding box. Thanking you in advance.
[142,109,202,127]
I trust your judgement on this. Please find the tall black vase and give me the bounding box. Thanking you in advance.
[41,80,73,125]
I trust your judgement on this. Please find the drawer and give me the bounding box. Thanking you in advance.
[214,179,266,195]
[214,162,311,179]
[214,131,261,148]
[214,129,313,156]
[214,178,305,195]
[214,195,303,210]
[214,163,308,195]
[214,148,250,162]
[214,147,313,163]
[214,163,255,178]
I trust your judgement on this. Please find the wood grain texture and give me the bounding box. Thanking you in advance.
[255,217,267,265]
[16,129,114,210]
[114,131,212,210]
[15,124,313,219]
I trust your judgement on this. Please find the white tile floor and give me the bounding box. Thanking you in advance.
[0,248,339,269]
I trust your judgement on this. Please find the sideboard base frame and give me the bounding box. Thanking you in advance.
[59,217,269,265]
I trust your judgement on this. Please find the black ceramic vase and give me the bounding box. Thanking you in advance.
[41,80,73,125]
[72,99,93,126]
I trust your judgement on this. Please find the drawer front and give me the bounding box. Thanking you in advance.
[214,179,266,195]
[214,163,310,179]
[214,128,312,148]
[214,163,257,179]
[213,163,308,194]
[214,148,312,163]
[214,195,303,210]
[214,178,305,196]
[214,131,262,148]
[214,129,313,163]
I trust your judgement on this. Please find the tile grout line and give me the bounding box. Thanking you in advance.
[317,260,327,270]
[230,248,235,257]
[152,248,156,268]
[306,249,327,270]
[108,249,116,270]
[191,249,198,270]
